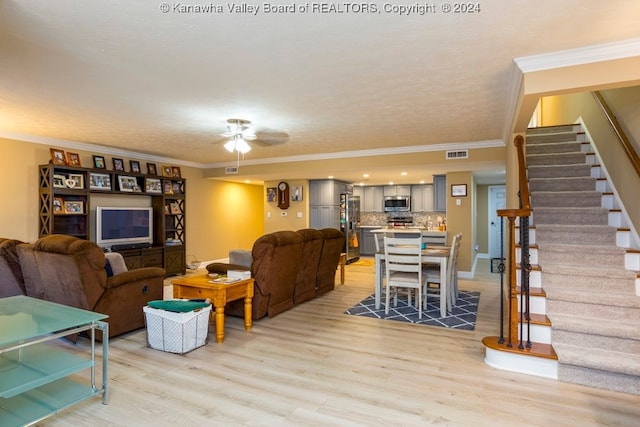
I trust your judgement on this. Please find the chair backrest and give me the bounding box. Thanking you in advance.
[383,236,423,285]
[17,235,108,310]
[447,233,462,281]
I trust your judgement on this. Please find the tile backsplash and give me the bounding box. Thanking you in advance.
[361,212,446,229]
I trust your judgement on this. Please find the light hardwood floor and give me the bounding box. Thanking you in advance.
[40,258,640,426]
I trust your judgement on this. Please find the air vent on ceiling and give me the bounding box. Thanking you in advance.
[446,150,469,159]
[225,166,238,174]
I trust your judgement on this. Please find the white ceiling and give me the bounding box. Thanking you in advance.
[1,0,639,185]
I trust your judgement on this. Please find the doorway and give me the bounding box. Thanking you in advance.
[488,186,506,264]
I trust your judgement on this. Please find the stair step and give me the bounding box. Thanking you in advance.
[537,243,626,268]
[520,312,551,326]
[526,141,582,155]
[553,329,640,354]
[482,336,557,359]
[527,152,586,166]
[529,177,597,192]
[554,343,640,376]
[530,191,602,208]
[541,263,637,292]
[558,364,640,395]
[528,163,592,179]
[535,224,616,246]
[533,207,609,226]
[526,124,581,135]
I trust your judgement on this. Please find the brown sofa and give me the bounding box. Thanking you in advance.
[0,238,26,297]
[16,235,165,338]
[207,228,345,320]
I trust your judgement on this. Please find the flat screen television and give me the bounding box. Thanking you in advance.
[96,206,153,249]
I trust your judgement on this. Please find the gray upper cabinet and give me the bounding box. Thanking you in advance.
[363,186,384,212]
[383,185,411,197]
[309,180,350,206]
[411,184,434,212]
[433,175,446,212]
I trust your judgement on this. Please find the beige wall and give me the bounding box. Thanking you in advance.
[263,179,310,234]
[0,137,265,263]
[445,171,473,272]
[540,91,640,236]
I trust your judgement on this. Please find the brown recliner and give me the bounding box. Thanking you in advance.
[316,228,346,296]
[17,235,165,338]
[294,228,324,304]
[209,230,305,320]
[0,238,26,297]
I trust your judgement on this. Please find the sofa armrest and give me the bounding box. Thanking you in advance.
[206,262,248,275]
[106,267,165,289]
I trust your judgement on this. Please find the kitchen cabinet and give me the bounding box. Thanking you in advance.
[363,186,384,212]
[433,175,447,212]
[360,228,377,255]
[383,185,411,197]
[411,184,434,212]
[309,180,350,206]
[353,186,364,201]
[309,205,340,229]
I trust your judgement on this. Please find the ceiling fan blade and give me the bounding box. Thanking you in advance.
[253,131,289,146]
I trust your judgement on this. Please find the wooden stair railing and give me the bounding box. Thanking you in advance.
[592,91,640,178]
[490,135,533,349]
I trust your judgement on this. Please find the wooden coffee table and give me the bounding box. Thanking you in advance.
[171,275,254,343]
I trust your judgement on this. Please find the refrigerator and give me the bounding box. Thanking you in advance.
[340,194,360,264]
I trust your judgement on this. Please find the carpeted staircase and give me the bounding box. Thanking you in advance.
[527,125,640,395]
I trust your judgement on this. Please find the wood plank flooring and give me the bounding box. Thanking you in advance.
[39,259,640,426]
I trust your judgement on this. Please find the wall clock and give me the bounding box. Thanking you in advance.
[277,181,290,209]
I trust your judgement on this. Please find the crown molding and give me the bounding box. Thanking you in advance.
[515,37,640,73]
[203,139,506,168]
[3,130,504,170]
[0,131,202,168]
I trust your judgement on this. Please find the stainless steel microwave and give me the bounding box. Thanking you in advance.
[384,196,411,212]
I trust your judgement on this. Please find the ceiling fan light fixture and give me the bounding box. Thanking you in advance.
[236,137,251,154]
[224,140,236,152]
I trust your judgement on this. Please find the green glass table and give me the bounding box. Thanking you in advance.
[0,295,109,426]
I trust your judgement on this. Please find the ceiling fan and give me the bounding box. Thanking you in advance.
[218,118,289,155]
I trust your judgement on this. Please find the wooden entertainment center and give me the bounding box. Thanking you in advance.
[38,163,186,275]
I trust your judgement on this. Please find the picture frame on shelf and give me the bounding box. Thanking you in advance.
[53,197,64,213]
[172,181,182,194]
[163,179,173,194]
[162,165,172,177]
[451,184,467,197]
[52,174,67,188]
[130,160,141,174]
[92,155,106,169]
[66,152,81,167]
[50,148,66,165]
[68,173,84,189]
[112,158,125,171]
[63,200,84,214]
[146,162,157,176]
[89,173,111,190]
[118,175,138,192]
[169,202,181,214]
[145,177,162,194]
[171,166,181,178]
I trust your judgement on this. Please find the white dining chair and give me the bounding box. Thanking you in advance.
[423,233,462,313]
[384,236,424,318]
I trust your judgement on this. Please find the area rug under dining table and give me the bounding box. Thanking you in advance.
[344,290,480,330]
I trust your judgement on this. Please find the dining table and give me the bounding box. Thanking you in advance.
[374,246,451,317]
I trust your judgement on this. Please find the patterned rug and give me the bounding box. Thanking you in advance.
[344,290,480,330]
